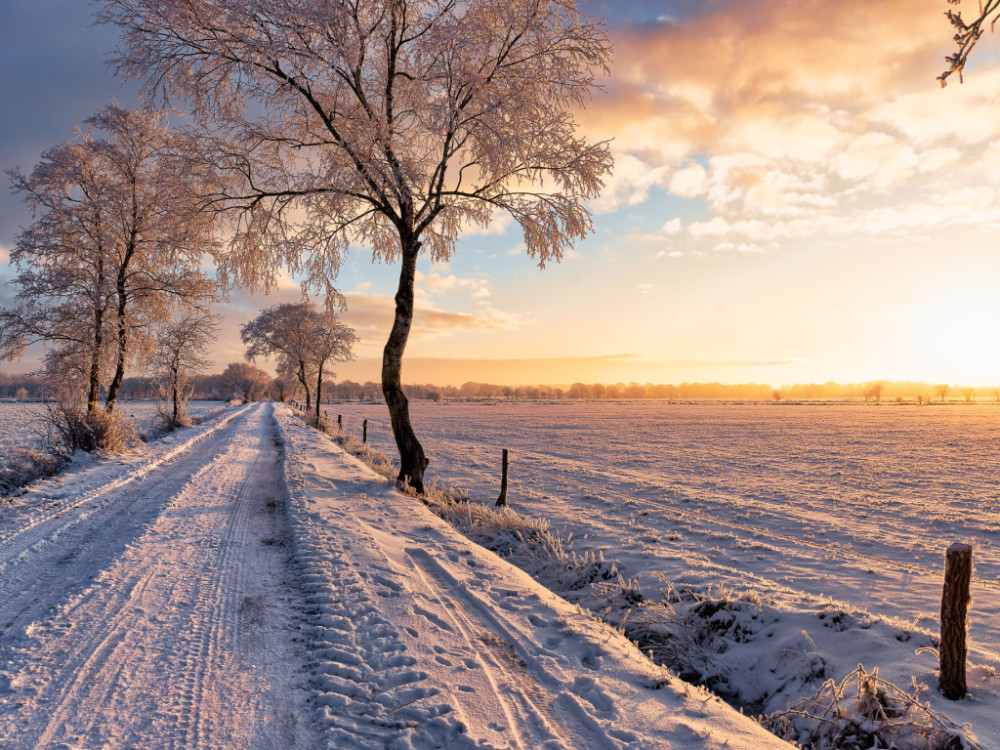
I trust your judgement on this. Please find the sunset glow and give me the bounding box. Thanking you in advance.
[3,0,1000,387]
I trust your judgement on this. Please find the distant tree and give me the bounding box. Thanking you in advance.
[242,303,320,411]
[870,382,884,404]
[308,315,358,424]
[772,389,783,402]
[935,384,950,403]
[939,0,1000,86]
[993,388,1000,403]
[241,302,356,422]
[624,382,647,399]
[15,387,28,401]
[962,387,976,403]
[221,362,272,402]
[426,391,441,403]
[102,0,613,493]
[151,311,219,426]
[569,383,590,399]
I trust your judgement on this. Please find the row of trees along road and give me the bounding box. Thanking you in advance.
[98,0,613,493]
[0,105,219,425]
[242,303,359,424]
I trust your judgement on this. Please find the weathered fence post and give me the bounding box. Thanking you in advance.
[940,542,973,700]
[363,419,368,444]
[495,448,509,507]
[338,414,342,431]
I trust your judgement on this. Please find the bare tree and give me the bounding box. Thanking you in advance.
[101,0,613,493]
[221,362,272,402]
[3,134,117,411]
[84,105,219,410]
[864,381,884,404]
[935,383,950,403]
[961,387,976,403]
[2,104,219,413]
[309,315,358,425]
[151,311,219,426]
[939,0,1000,86]
[241,303,319,411]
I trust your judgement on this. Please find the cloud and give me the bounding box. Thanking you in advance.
[340,292,523,354]
[577,0,1000,249]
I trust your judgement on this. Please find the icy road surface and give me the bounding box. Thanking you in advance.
[0,402,788,749]
[0,404,318,749]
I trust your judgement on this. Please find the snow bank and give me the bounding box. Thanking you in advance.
[273,404,792,749]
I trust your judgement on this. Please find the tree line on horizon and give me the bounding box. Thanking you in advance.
[2,373,996,405]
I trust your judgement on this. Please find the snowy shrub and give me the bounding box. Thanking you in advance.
[0,448,66,496]
[594,581,768,706]
[146,401,191,438]
[427,496,617,592]
[763,665,978,750]
[41,401,141,456]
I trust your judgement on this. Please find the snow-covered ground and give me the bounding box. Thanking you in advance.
[0,403,319,749]
[0,400,227,454]
[328,400,1000,748]
[0,402,789,748]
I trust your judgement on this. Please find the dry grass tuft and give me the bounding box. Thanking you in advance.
[763,665,979,750]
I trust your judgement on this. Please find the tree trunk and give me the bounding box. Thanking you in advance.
[87,306,104,413]
[172,375,180,424]
[298,361,311,411]
[315,361,324,425]
[383,237,428,493]
[105,305,127,412]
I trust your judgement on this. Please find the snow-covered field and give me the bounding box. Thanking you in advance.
[0,400,228,454]
[328,400,1000,748]
[0,402,786,749]
[1,398,996,748]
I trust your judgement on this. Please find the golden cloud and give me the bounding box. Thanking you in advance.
[579,0,999,248]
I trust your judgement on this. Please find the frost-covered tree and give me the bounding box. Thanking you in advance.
[308,314,358,424]
[84,105,219,410]
[221,362,272,402]
[242,303,320,411]
[101,0,613,492]
[1,104,219,413]
[2,133,117,412]
[241,303,357,423]
[151,311,219,426]
[940,0,1000,85]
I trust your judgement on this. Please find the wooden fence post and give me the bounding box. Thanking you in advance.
[940,542,973,700]
[363,419,368,444]
[338,414,342,431]
[495,448,509,507]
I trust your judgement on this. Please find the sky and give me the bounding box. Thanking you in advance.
[2,0,1000,387]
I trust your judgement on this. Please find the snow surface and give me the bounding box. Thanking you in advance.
[0,401,789,748]
[327,400,1000,748]
[0,400,228,455]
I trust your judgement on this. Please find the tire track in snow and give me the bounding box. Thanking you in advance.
[0,406,252,670]
[0,403,318,750]
[402,545,624,750]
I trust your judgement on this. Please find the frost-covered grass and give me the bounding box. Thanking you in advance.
[326,401,998,749]
[0,400,228,455]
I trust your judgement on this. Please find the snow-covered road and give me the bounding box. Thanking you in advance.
[0,402,789,749]
[0,404,319,749]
